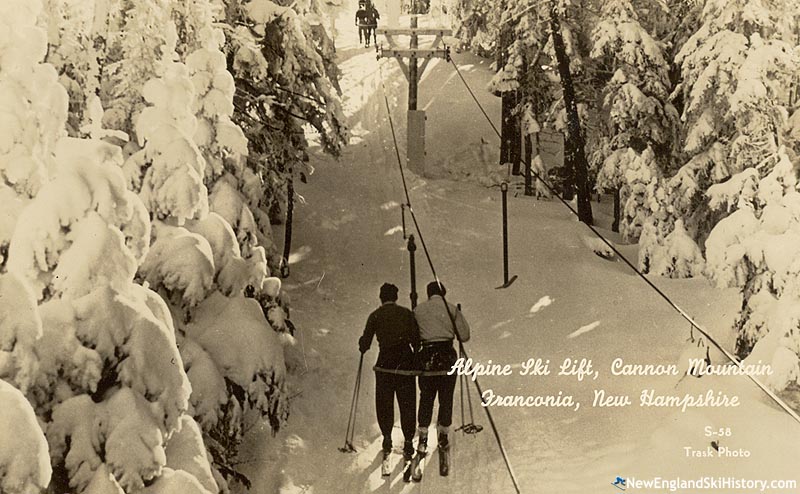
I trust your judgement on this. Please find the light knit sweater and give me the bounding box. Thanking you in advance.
[414,295,470,343]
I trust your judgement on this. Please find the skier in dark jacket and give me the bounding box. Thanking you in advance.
[413,281,470,458]
[364,2,380,47]
[355,1,370,46]
[359,283,419,460]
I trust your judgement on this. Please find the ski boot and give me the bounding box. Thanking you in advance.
[410,432,428,482]
[438,432,450,476]
[381,447,391,477]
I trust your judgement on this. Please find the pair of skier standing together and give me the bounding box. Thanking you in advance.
[359,281,471,479]
[355,1,380,47]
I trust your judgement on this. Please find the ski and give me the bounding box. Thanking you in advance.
[438,444,450,476]
[411,452,426,482]
[401,457,413,482]
[381,450,391,477]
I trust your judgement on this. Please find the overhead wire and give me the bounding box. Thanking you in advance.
[376,58,524,494]
[448,57,800,426]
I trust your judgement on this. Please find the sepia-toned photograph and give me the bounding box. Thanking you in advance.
[1,0,800,493]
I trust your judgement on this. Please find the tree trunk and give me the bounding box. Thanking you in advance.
[510,94,522,175]
[497,3,514,170]
[500,93,512,166]
[612,187,620,233]
[524,133,532,195]
[282,173,294,278]
[549,2,593,225]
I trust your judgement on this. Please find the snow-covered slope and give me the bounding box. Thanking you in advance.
[237,10,800,494]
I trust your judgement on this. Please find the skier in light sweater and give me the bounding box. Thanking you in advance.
[412,281,470,461]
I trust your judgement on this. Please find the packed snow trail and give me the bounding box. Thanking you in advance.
[237,9,800,494]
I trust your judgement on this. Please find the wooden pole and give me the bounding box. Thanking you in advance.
[409,16,418,110]
[501,182,509,285]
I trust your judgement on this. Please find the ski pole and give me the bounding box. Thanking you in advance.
[340,354,364,453]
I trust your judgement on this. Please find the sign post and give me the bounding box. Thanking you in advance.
[496,181,518,289]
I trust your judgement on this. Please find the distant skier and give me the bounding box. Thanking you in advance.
[412,281,470,477]
[355,1,370,47]
[359,283,418,471]
[364,1,380,47]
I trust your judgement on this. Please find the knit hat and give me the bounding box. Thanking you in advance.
[379,283,399,302]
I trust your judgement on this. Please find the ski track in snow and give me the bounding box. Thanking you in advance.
[287,245,312,264]
[490,318,513,330]
[566,321,601,339]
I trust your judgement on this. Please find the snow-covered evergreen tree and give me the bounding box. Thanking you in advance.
[597,148,664,243]
[644,0,799,273]
[453,0,498,56]
[0,2,304,490]
[124,23,289,489]
[223,0,346,233]
[0,3,220,493]
[590,0,679,240]
[705,148,800,390]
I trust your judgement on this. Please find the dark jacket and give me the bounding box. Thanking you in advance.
[359,302,419,369]
[355,8,369,26]
[365,6,380,26]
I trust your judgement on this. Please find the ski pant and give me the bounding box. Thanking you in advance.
[375,371,417,450]
[417,373,457,429]
[358,26,371,44]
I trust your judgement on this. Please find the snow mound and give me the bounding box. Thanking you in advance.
[182,213,267,295]
[141,223,215,306]
[580,233,616,259]
[180,338,227,428]
[0,379,51,494]
[165,416,218,493]
[529,296,554,314]
[48,388,172,492]
[0,273,41,391]
[185,293,287,427]
[141,468,212,494]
